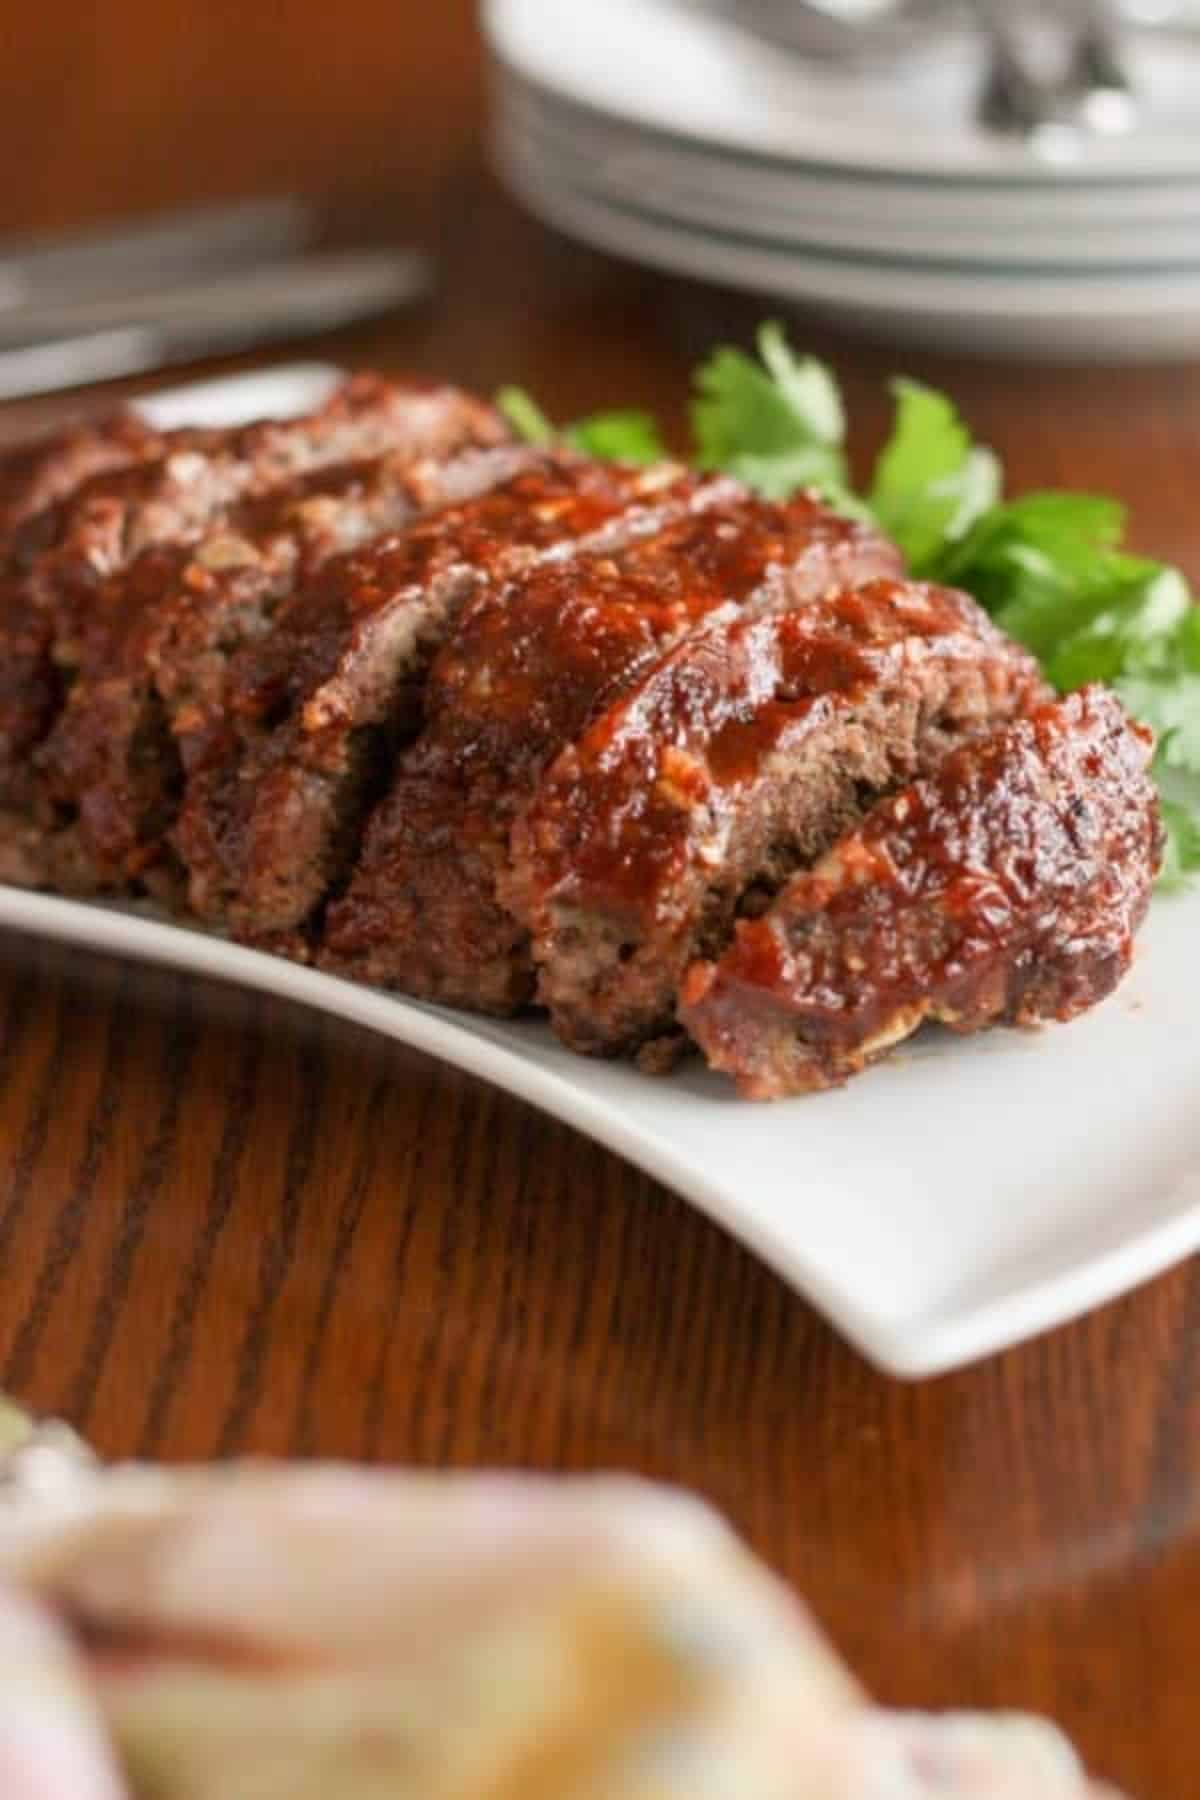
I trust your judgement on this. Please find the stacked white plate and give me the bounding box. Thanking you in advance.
[483,0,1200,358]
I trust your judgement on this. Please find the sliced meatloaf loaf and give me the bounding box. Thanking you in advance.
[679,686,1161,1097]
[0,378,506,887]
[0,410,162,535]
[176,460,745,946]
[507,581,1050,1060]
[0,376,501,777]
[34,444,533,893]
[320,494,903,1011]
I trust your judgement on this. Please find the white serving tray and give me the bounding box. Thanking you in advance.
[1,362,1197,1380]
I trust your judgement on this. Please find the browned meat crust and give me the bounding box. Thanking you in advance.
[321,494,903,1010]
[0,410,161,535]
[183,461,746,949]
[34,446,527,895]
[507,581,1049,1058]
[0,378,506,888]
[679,686,1162,1098]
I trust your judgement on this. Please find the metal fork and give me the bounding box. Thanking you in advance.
[1067,0,1139,131]
[975,0,1137,142]
[976,3,1054,135]
[732,2,1137,141]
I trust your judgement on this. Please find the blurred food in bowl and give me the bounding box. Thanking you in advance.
[0,1426,1123,1796]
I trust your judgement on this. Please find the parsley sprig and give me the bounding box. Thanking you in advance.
[498,324,1200,885]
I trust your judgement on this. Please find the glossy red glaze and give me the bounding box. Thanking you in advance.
[681,686,1163,1098]
[322,486,898,1007]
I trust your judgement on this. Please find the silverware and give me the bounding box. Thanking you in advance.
[975,4,1058,135]
[0,195,313,316]
[1068,1,1138,132]
[0,247,436,402]
[0,243,434,346]
[733,0,1139,143]
[974,1,1137,144]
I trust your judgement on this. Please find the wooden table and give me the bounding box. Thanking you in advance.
[2,11,1199,1794]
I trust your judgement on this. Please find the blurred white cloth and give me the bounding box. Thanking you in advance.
[0,1462,1123,1798]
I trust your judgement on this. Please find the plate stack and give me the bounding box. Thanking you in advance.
[483,0,1200,359]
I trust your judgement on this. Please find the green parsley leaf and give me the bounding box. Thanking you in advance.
[868,379,1001,573]
[1114,603,1200,775]
[934,493,1143,657]
[1045,565,1193,691]
[563,410,667,464]
[1156,602,1200,675]
[495,385,557,446]
[1153,740,1200,887]
[496,388,667,464]
[1159,793,1200,888]
[756,320,845,445]
[1118,674,1200,774]
[690,321,849,503]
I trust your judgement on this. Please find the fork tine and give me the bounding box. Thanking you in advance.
[975,9,1058,136]
[1069,4,1139,131]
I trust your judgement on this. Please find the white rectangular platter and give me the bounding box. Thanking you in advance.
[1,362,1196,1380]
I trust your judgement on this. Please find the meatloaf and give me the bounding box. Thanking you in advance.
[0,376,500,781]
[0,378,506,888]
[320,493,903,1011]
[679,686,1162,1097]
[0,373,1166,1100]
[507,581,1049,1060]
[0,410,161,532]
[177,461,750,946]
[34,444,532,894]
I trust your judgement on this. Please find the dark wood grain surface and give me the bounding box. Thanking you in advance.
[0,9,1198,1795]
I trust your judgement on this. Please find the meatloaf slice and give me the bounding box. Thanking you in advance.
[679,686,1161,1098]
[178,461,748,945]
[0,378,505,886]
[507,581,1049,1060]
[320,494,903,1010]
[0,410,161,536]
[34,444,533,894]
[0,383,503,806]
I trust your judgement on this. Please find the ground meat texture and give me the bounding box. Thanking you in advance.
[321,494,903,1010]
[33,445,533,894]
[0,410,162,537]
[0,455,217,814]
[179,461,746,947]
[0,377,502,769]
[679,686,1161,1099]
[507,581,1050,1059]
[0,378,507,887]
